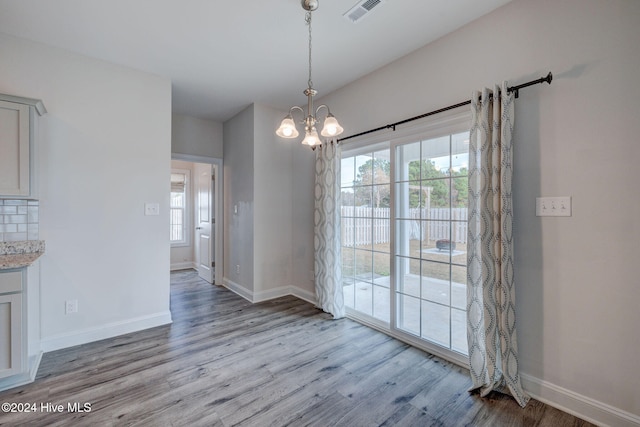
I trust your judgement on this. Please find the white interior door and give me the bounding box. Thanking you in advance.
[195,163,213,283]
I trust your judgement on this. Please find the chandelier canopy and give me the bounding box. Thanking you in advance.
[275,0,344,149]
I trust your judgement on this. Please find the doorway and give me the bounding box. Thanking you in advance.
[170,155,223,286]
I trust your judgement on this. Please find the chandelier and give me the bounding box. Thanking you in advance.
[276,0,344,148]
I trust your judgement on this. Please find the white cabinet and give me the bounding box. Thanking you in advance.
[0,261,42,392]
[0,94,46,199]
[0,101,30,196]
[0,270,25,379]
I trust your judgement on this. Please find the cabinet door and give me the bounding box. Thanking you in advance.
[0,100,30,197]
[0,293,23,379]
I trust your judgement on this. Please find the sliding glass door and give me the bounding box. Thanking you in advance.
[341,113,470,362]
[341,148,391,324]
[393,131,469,355]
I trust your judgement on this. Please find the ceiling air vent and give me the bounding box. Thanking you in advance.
[344,0,385,23]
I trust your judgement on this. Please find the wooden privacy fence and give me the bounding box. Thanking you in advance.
[341,206,467,247]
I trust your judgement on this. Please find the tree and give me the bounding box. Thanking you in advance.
[406,160,449,208]
[350,158,468,208]
[353,158,391,208]
[451,167,468,207]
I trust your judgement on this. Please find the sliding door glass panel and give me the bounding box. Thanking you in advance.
[451,307,468,354]
[343,278,355,309]
[355,154,373,182]
[421,259,451,306]
[373,252,390,277]
[451,265,467,310]
[394,129,469,355]
[420,220,452,262]
[373,285,390,322]
[395,256,420,298]
[354,249,373,281]
[421,300,450,347]
[341,146,391,324]
[354,282,373,316]
[341,156,356,187]
[394,219,417,257]
[397,294,420,336]
[395,143,421,182]
[421,136,450,177]
[342,246,355,308]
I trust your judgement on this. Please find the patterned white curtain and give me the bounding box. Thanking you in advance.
[314,140,345,319]
[467,82,529,407]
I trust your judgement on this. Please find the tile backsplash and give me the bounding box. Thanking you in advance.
[0,199,39,242]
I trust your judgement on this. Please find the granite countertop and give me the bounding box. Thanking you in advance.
[0,240,45,270]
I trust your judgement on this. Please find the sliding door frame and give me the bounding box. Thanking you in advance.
[342,106,471,368]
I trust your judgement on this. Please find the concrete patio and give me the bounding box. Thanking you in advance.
[343,274,468,354]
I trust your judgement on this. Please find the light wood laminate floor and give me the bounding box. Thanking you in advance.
[0,269,593,426]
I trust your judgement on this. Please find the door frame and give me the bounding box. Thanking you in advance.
[171,153,223,286]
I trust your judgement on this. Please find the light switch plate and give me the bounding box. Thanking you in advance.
[65,299,78,314]
[145,202,160,216]
[536,196,571,217]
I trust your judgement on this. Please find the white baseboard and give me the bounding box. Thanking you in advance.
[521,374,640,427]
[290,286,317,305]
[221,277,254,302]
[28,351,43,382]
[221,278,293,303]
[170,261,196,271]
[0,351,43,392]
[253,285,293,303]
[222,279,317,306]
[40,311,173,353]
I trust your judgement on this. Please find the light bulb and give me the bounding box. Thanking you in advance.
[320,113,344,137]
[276,115,299,139]
[302,127,321,146]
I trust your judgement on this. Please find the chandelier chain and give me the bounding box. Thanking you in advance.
[306,11,313,90]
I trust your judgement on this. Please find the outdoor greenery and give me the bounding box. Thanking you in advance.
[343,157,468,209]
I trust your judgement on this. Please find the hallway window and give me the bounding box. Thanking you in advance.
[170,169,189,245]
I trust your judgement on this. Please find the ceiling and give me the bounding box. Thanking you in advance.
[0,0,511,122]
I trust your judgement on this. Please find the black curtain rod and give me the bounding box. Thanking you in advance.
[337,72,553,143]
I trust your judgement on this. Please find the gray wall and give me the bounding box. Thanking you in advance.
[172,113,223,159]
[222,103,294,300]
[253,103,293,298]
[292,0,640,422]
[223,105,255,291]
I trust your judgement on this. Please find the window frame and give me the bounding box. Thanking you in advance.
[170,168,191,248]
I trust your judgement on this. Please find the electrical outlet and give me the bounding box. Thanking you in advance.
[235,264,240,275]
[65,299,78,314]
[536,196,571,217]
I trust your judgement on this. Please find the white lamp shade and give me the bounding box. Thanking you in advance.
[320,114,344,137]
[301,127,321,147]
[276,116,299,138]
